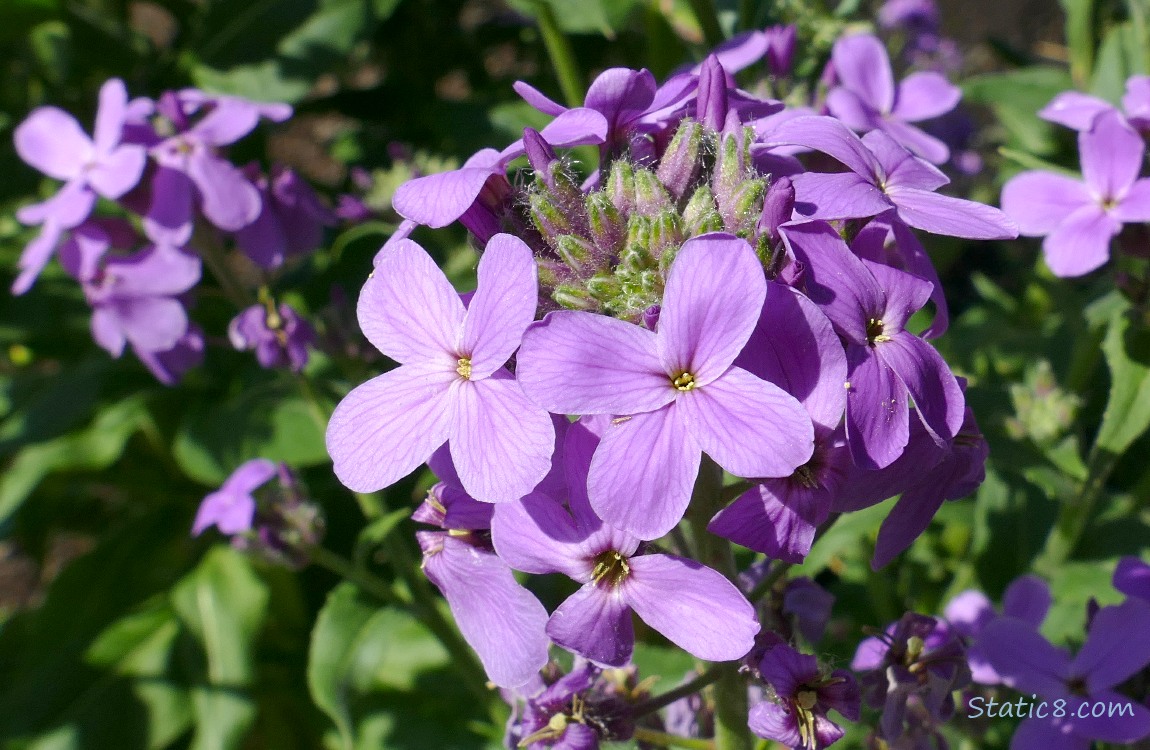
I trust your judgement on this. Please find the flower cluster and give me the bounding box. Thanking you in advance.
[13,82,337,381]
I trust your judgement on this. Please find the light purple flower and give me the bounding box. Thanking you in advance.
[517,233,814,540]
[1038,76,1150,132]
[826,34,961,164]
[1002,111,1150,276]
[765,115,1018,240]
[977,598,1150,747]
[944,574,1052,684]
[749,639,860,750]
[781,221,964,470]
[413,483,550,689]
[229,303,315,372]
[491,418,760,666]
[326,233,555,503]
[13,78,147,294]
[192,458,278,535]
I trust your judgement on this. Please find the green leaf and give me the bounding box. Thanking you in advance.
[1095,308,1150,455]
[1090,21,1147,103]
[1059,0,1095,84]
[963,67,1074,157]
[307,583,380,749]
[504,0,640,35]
[171,547,269,750]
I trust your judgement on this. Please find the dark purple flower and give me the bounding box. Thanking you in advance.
[504,660,635,749]
[235,165,335,268]
[783,578,836,646]
[136,323,205,386]
[1115,557,1150,602]
[228,302,314,372]
[764,25,798,78]
[1002,111,1150,276]
[13,78,147,294]
[192,458,278,535]
[826,34,960,164]
[749,639,860,749]
[944,574,1052,684]
[491,418,760,666]
[517,234,814,540]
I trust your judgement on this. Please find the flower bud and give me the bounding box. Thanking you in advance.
[695,55,729,132]
[655,118,704,201]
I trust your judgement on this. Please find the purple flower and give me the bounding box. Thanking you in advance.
[491,418,760,666]
[414,483,550,689]
[708,282,850,563]
[764,25,798,78]
[59,224,201,357]
[1038,76,1150,132]
[944,574,1052,684]
[1002,111,1150,276]
[137,324,206,386]
[765,115,1018,240]
[977,598,1150,747]
[229,303,314,372]
[192,458,278,535]
[826,34,961,164]
[517,233,814,540]
[781,221,964,470]
[783,578,836,645]
[326,233,555,503]
[1115,556,1150,602]
[504,660,635,749]
[13,78,147,294]
[235,165,335,268]
[750,639,860,750]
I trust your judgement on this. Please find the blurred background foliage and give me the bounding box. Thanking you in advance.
[0,0,1148,749]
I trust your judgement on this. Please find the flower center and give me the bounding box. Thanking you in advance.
[672,371,697,391]
[796,690,818,711]
[456,357,472,380]
[866,318,891,345]
[591,549,631,587]
[792,461,819,489]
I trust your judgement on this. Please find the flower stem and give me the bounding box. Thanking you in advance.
[309,544,403,608]
[687,457,754,750]
[687,0,725,47]
[633,728,716,750]
[1036,444,1119,574]
[531,0,585,108]
[747,561,793,603]
[192,220,255,309]
[632,664,726,717]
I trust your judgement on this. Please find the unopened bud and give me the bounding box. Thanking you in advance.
[633,168,673,215]
[555,234,595,273]
[758,176,795,244]
[682,185,723,236]
[553,284,599,310]
[656,119,704,201]
[695,55,729,132]
[529,192,572,245]
[586,192,624,253]
[607,160,636,214]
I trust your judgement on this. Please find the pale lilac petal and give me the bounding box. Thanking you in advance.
[888,187,1019,239]
[547,585,634,667]
[192,491,255,536]
[584,67,657,130]
[1010,718,1091,750]
[1113,179,1150,222]
[889,219,950,338]
[491,493,594,578]
[86,145,147,199]
[872,482,946,568]
[91,307,128,356]
[780,221,883,344]
[392,160,501,228]
[833,34,895,114]
[863,130,949,191]
[825,87,881,132]
[749,701,802,747]
[190,99,261,146]
[892,72,962,122]
[790,172,892,221]
[976,617,1070,697]
[1039,91,1116,130]
[944,590,993,637]
[111,296,190,353]
[12,222,65,295]
[845,345,909,470]
[1071,598,1150,692]
[878,333,964,444]
[512,81,567,115]
[424,536,550,688]
[864,259,933,331]
[623,554,759,661]
[16,179,96,228]
[14,107,92,180]
[224,458,279,494]
[700,30,769,73]
[588,405,700,540]
[325,363,455,492]
[1081,111,1144,199]
[186,152,262,231]
[459,234,537,378]
[679,366,813,478]
[1041,205,1119,277]
[517,311,671,415]
[358,238,466,364]
[1124,75,1150,127]
[108,246,201,297]
[143,166,195,246]
[1001,172,1093,235]
[501,108,609,160]
[1114,556,1150,601]
[656,234,766,383]
[764,115,883,179]
[92,78,129,154]
[449,374,555,503]
[1002,575,1052,628]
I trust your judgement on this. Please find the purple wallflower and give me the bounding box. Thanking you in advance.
[783,578,836,646]
[944,574,1052,684]
[1115,557,1150,601]
[13,78,146,294]
[826,34,961,164]
[504,660,635,749]
[764,25,798,78]
[1002,111,1150,276]
[235,165,335,269]
[229,303,315,372]
[1038,76,1150,132]
[137,323,205,386]
[517,233,814,540]
[977,598,1150,748]
[326,233,555,503]
[492,418,760,666]
[413,484,550,689]
[708,282,849,563]
[781,221,964,470]
[765,115,1017,240]
[750,639,860,750]
[192,458,278,535]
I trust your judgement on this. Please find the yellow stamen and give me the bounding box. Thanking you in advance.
[457,357,472,379]
[591,549,631,587]
[867,318,891,345]
[672,372,697,391]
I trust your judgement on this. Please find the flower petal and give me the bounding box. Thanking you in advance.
[764,115,883,180]
[833,34,895,114]
[889,187,1018,239]
[325,363,455,493]
[1114,556,1150,602]
[790,172,893,221]
[708,481,823,563]
[749,700,803,747]
[1009,719,1092,750]
[1071,598,1150,693]
[624,554,759,662]
[892,72,962,122]
[92,78,129,154]
[459,234,538,378]
[845,344,909,470]
[186,152,262,232]
[878,118,951,165]
[1113,179,1150,222]
[491,493,594,578]
[871,481,947,568]
[392,154,504,228]
[656,234,766,384]
[1001,171,1093,236]
[1003,575,1053,628]
[143,166,195,246]
[517,311,671,415]
[1041,205,1119,277]
[975,617,1071,697]
[87,145,147,199]
[222,458,278,495]
[878,332,964,443]
[358,237,466,364]
[14,107,92,180]
[547,584,634,667]
[1081,110,1144,199]
[1039,91,1116,131]
[825,87,881,132]
[512,81,568,115]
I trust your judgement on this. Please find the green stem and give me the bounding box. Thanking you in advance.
[632,728,716,750]
[747,561,793,603]
[738,0,755,31]
[632,664,726,717]
[687,0,725,47]
[192,221,254,309]
[532,0,585,108]
[1036,445,1119,574]
[309,545,404,608]
[686,457,754,750]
